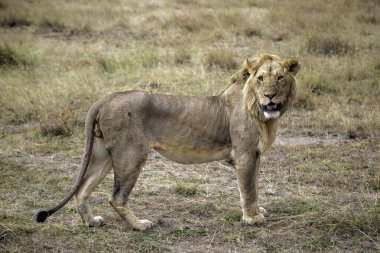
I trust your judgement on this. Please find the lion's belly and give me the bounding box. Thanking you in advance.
[150,141,231,164]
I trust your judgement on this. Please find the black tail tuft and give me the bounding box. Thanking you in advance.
[36,210,49,223]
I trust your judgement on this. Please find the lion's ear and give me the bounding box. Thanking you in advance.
[243,57,258,74]
[283,59,300,76]
[243,58,253,72]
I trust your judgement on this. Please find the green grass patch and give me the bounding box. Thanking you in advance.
[300,70,339,95]
[307,234,337,251]
[218,211,241,224]
[187,202,217,218]
[174,184,199,196]
[0,161,16,170]
[223,229,256,244]
[132,231,169,253]
[270,198,326,216]
[295,162,312,172]
[321,160,354,171]
[172,224,208,239]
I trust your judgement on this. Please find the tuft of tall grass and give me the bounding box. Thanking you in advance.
[0,5,32,28]
[174,50,192,65]
[299,69,339,95]
[292,94,315,111]
[32,101,78,137]
[204,48,238,71]
[292,73,316,110]
[309,200,380,238]
[36,111,74,137]
[39,19,65,33]
[0,43,37,69]
[96,49,161,74]
[97,56,118,73]
[242,27,262,38]
[0,15,31,28]
[174,184,199,196]
[357,14,378,24]
[160,8,261,38]
[306,34,352,56]
[162,12,212,33]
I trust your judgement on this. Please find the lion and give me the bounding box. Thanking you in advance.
[36,53,300,231]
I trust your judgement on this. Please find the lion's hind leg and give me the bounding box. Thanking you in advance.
[108,146,153,231]
[74,137,112,227]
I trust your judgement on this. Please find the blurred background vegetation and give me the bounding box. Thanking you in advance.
[0,0,379,140]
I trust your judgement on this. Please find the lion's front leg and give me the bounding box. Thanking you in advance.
[234,150,266,225]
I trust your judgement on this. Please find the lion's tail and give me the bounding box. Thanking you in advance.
[36,100,105,223]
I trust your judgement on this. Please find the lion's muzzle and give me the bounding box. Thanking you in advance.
[262,102,281,119]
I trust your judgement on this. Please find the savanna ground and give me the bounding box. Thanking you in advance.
[0,0,379,252]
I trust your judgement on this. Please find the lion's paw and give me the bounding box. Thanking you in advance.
[87,216,105,227]
[243,213,265,225]
[132,219,153,231]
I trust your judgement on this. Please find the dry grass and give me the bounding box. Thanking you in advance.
[0,0,379,252]
[204,47,238,71]
[0,43,36,68]
[306,34,352,56]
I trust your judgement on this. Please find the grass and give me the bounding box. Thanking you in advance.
[306,34,352,56]
[174,184,199,197]
[0,43,36,69]
[0,0,379,252]
[1,141,378,252]
[204,47,238,71]
[0,4,32,28]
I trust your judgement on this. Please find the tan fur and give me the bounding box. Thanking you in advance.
[42,54,300,230]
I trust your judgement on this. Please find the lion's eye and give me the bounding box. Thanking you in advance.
[257,76,263,83]
[277,75,284,81]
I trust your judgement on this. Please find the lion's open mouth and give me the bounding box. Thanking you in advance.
[262,102,281,119]
[263,102,281,113]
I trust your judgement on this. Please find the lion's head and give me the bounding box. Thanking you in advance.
[242,54,300,121]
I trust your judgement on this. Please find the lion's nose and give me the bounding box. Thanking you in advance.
[264,93,277,100]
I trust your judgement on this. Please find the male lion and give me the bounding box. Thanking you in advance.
[36,53,300,231]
